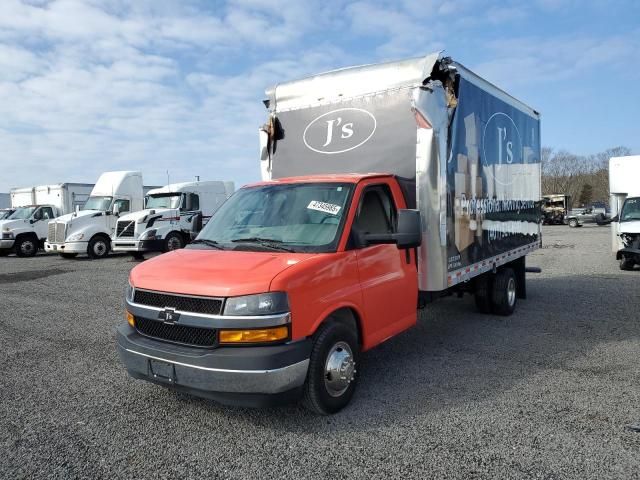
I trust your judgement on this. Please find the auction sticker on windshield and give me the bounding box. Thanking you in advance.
[307,201,341,215]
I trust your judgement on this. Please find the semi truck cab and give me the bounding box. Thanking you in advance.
[117,174,422,414]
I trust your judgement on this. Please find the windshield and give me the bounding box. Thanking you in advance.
[194,183,353,253]
[0,210,13,220]
[146,193,182,209]
[7,206,36,220]
[620,197,640,222]
[83,196,112,211]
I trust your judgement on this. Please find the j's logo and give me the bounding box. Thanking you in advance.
[482,112,523,185]
[304,108,376,154]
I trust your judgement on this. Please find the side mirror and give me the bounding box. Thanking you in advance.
[259,128,269,161]
[112,203,120,217]
[356,209,422,249]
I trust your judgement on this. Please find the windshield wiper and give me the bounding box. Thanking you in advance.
[190,239,224,250]
[230,237,295,252]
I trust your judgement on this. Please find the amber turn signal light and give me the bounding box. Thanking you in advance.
[126,311,135,328]
[219,325,288,344]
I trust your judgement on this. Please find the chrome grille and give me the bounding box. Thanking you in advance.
[48,222,66,243]
[116,220,135,237]
[133,289,223,315]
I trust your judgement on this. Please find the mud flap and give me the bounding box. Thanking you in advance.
[512,256,526,299]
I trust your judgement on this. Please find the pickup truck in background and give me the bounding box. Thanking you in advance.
[565,207,609,227]
[117,53,542,414]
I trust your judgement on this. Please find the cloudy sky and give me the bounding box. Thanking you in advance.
[0,0,638,192]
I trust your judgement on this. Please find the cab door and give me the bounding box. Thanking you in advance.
[350,182,418,349]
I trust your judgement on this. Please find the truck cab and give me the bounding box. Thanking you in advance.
[0,205,57,256]
[111,181,234,258]
[45,171,145,259]
[117,174,421,414]
[616,196,640,270]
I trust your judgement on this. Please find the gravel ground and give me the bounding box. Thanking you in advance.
[1,225,638,479]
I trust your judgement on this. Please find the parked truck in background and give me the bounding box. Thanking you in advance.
[45,171,157,259]
[112,181,235,258]
[542,194,571,225]
[609,155,640,270]
[117,53,542,414]
[0,183,94,257]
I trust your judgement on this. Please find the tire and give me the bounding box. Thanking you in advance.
[163,232,184,252]
[474,274,492,314]
[619,256,635,271]
[15,236,38,257]
[87,235,110,259]
[59,253,78,259]
[303,321,359,415]
[568,218,578,228]
[491,268,517,316]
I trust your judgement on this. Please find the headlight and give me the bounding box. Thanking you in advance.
[140,229,157,240]
[1,231,13,239]
[223,292,289,316]
[125,281,135,302]
[67,232,85,241]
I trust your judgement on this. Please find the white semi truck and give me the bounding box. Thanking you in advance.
[45,171,157,259]
[609,155,640,270]
[0,183,94,257]
[111,180,234,258]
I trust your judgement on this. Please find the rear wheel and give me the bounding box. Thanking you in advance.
[303,321,359,415]
[619,256,635,271]
[15,236,38,257]
[87,235,110,259]
[59,253,78,259]
[474,274,492,314]
[163,232,184,252]
[491,268,517,316]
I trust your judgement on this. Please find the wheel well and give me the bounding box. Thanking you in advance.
[325,307,362,346]
[15,232,39,243]
[90,233,111,244]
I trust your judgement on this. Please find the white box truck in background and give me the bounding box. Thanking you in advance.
[0,183,94,257]
[112,180,234,258]
[609,155,640,270]
[45,171,158,259]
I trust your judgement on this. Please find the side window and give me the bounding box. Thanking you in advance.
[41,207,54,220]
[33,208,43,220]
[354,185,397,235]
[114,199,130,213]
[189,193,200,211]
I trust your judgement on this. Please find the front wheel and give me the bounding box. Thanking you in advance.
[303,322,359,415]
[15,236,38,257]
[619,256,635,271]
[568,218,578,228]
[87,235,110,259]
[163,232,184,252]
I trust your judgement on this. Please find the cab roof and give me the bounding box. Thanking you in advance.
[245,173,392,188]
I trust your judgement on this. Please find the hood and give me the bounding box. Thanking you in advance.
[130,248,319,298]
[0,219,27,231]
[55,210,104,224]
[619,220,640,234]
[118,208,177,223]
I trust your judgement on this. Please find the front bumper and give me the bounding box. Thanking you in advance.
[116,324,311,407]
[0,239,15,250]
[45,241,88,253]
[617,247,640,260]
[112,239,164,253]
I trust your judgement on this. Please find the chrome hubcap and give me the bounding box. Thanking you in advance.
[324,341,356,397]
[94,241,106,256]
[507,277,516,306]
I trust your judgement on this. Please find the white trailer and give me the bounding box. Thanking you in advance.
[44,171,156,259]
[0,183,94,257]
[112,180,234,257]
[609,155,640,270]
